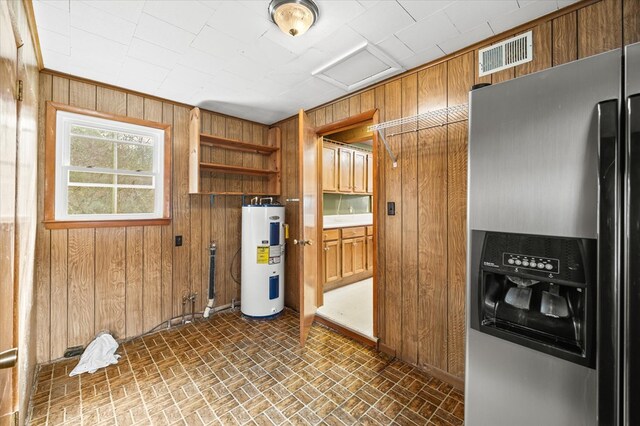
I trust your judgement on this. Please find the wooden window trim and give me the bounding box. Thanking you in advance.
[44,101,172,229]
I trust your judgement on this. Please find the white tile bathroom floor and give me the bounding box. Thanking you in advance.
[317,278,373,337]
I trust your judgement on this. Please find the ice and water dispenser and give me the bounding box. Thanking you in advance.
[470,231,596,367]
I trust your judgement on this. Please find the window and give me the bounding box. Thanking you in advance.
[45,102,171,228]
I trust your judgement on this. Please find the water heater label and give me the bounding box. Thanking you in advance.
[257,246,269,264]
[269,244,282,264]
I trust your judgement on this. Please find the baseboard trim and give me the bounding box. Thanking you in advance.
[374,342,464,391]
[417,363,465,391]
[323,270,373,292]
[377,342,396,358]
[314,315,377,348]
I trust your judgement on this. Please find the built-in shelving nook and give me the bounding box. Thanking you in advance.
[188,107,281,195]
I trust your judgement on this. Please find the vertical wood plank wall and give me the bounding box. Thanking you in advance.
[277,0,639,380]
[35,74,271,363]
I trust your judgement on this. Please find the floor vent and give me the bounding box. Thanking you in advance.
[479,31,533,77]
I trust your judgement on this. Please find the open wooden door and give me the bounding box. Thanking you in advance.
[0,2,19,423]
[297,110,321,346]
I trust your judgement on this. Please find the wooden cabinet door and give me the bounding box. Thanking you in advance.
[367,153,373,194]
[353,237,366,274]
[366,235,373,271]
[353,151,367,193]
[322,144,338,192]
[341,238,355,278]
[338,148,353,192]
[323,240,340,283]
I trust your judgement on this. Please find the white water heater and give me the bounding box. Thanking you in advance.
[241,203,285,318]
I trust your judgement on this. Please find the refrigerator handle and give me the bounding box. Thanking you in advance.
[625,94,640,425]
[596,99,620,426]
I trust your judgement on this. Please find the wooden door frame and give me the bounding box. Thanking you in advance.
[314,109,380,341]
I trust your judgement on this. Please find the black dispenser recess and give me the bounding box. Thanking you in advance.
[470,231,596,368]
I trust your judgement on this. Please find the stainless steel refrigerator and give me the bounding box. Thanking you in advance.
[466,42,640,425]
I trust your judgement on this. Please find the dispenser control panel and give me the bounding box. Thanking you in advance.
[503,252,559,274]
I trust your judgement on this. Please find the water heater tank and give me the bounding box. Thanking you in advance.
[241,203,285,318]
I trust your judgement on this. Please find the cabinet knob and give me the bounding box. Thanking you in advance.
[324,247,329,251]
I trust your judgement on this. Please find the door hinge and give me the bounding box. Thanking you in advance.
[16,80,23,102]
[12,411,18,426]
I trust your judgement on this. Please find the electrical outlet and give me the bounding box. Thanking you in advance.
[387,202,396,216]
[175,235,183,246]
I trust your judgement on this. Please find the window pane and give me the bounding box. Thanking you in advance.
[117,188,155,213]
[69,171,114,184]
[70,125,117,140]
[116,143,154,172]
[70,125,153,145]
[57,116,164,221]
[117,174,153,186]
[117,133,153,145]
[68,186,114,215]
[70,136,114,168]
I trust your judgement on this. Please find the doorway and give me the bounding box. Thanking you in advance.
[316,117,378,342]
[296,109,379,347]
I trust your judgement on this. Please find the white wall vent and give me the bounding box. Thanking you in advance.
[478,31,533,77]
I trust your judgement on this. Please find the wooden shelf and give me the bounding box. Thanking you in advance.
[200,162,278,177]
[189,107,281,195]
[199,134,279,154]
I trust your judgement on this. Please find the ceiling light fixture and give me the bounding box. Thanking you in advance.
[268,0,319,37]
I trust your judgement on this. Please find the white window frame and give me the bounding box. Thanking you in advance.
[54,110,166,222]
[42,101,173,229]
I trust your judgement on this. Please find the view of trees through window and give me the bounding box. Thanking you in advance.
[66,124,156,215]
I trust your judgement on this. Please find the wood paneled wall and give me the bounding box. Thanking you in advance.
[276,0,639,380]
[35,73,271,363]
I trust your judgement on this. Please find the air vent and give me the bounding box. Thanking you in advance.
[478,31,533,77]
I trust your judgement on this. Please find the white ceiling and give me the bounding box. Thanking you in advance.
[33,0,579,124]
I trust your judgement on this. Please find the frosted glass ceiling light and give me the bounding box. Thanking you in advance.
[269,0,319,37]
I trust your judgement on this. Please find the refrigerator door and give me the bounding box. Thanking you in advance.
[468,49,621,240]
[626,42,640,96]
[597,99,621,426]
[624,41,640,426]
[467,49,621,426]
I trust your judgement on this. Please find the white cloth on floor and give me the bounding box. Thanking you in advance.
[69,332,121,376]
